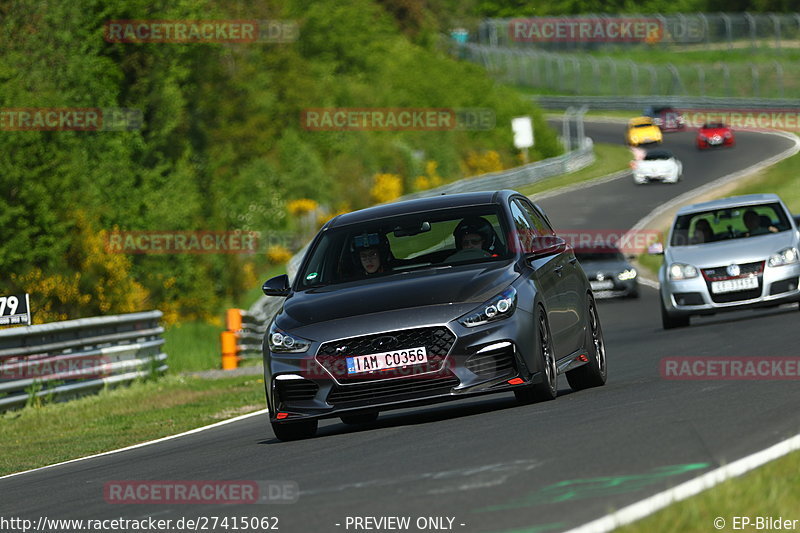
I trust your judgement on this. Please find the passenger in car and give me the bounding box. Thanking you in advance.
[691,219,715,244]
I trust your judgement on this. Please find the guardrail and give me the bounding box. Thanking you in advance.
[533,95,800,111]
[246,126,595,331]
[0,311,167,410]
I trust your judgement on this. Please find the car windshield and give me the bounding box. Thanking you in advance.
[703,122,725,129]
[297,206,511,289]
[632,122,653,128]
[670,202,792,246]
[644,151,672,160]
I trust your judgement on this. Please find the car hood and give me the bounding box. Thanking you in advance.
[666,231,797,268]
[699,128,729,136]
[277,261,519,331]
[578,259,633,276]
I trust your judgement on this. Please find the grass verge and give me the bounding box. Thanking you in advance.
[616,448,800,533]
[518,142,631,197]
[0,374,264,477]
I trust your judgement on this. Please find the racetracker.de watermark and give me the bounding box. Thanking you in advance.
[300,108,496,131]
[509,17,664,42]
[681,108,800,132]
[104,231,260,254]
[104,19,298,43]
[509,229,661,255]
[104,481,298,504]
[661,357,800,380]
[0,355,111,381]
[0,108,142,131]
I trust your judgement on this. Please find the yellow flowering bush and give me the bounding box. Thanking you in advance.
[287,198,319,217]
[370,173,403,204]
[267,245,293,264]
[465,150,503,176]
[414,160,444,191]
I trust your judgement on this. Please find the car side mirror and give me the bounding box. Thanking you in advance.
[647,242,664,255]
[262,274,291,297]
[525,235,567,260]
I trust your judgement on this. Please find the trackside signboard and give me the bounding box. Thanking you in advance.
[0,293,31,326]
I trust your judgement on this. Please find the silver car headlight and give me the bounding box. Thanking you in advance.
[268,323,312,353]
[768,247,799,267]
[618,268,637,281]
[458,287,517,328]
[668,263,699,280]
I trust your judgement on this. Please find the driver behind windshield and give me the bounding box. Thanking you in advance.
[351,232,391,275]
[447,217,500,261]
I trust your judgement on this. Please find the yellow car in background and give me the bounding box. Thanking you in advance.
[626,116,663,146]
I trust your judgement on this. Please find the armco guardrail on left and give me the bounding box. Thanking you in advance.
[0,310,167,410]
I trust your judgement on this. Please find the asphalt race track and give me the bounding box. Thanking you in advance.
[2,123,799,533]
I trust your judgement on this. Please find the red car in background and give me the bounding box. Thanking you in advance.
[697,122,735,149]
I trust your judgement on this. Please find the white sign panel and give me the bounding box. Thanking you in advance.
[512,116,534,149]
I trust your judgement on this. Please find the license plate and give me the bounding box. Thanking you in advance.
[591,280,614,290]
[346,346,428,375]
[711,277,758,294]
[708,138,722,145]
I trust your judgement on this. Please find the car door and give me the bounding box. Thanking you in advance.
[509,199,568,358]
[516,198,584,356]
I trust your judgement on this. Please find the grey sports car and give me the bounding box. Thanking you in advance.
[261,190,608,440]
[656,193,800,329]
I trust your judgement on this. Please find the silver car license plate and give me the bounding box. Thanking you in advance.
[711,277,758,294]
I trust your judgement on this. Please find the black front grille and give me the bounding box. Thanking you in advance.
[703,261,764,303]
[702,261,764,281]
[316,327,455,383]
[708,283,762,303]
[327,373,459,407]
[466,346,516,377]
[276,379,319,402]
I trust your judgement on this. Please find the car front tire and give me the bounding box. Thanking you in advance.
[566,295,608,390]
[515,311,557,404]
[660,294,690,329]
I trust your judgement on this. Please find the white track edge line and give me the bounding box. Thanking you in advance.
[0,409,267,481]
[561,431,800,533]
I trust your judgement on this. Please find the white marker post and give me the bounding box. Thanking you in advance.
[512,116,534,164]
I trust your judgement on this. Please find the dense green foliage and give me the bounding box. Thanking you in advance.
[0,0,560,324]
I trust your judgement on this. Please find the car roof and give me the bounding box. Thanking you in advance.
[677,194,784,215]
[326,190,516,228]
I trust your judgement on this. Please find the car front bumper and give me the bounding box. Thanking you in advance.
[661,263,800,316]
[263,308,562,423]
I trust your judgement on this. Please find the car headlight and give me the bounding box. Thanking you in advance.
[268,323,312,353]
[458,287,517,328]
[618,268,637,281]
[768,247,799,267]
[668,263,699,280]
[699,134,707,140]
[724,132,732,138]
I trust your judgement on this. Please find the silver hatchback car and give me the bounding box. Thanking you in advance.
[657,194,800,329]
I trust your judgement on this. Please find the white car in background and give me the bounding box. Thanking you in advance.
[632,149,682,184]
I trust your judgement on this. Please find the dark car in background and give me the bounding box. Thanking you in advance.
[644,106,687,132]
[261,190,608,440]
[576,245,639,298]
